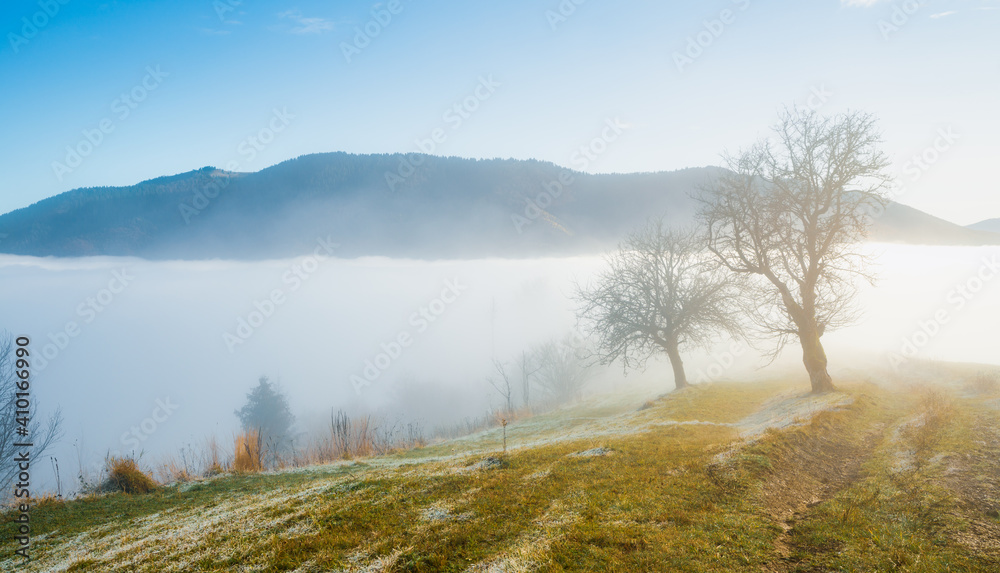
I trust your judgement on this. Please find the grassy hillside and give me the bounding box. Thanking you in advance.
[3,368,999,572]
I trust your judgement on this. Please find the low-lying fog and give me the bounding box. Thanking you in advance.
[0,243,997,493]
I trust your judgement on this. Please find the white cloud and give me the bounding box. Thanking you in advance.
[930,10,958,18]
[278,10,334,35]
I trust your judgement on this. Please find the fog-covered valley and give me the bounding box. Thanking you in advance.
[1,243,996,494]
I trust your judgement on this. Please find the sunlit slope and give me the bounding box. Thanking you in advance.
[3,370,999,572]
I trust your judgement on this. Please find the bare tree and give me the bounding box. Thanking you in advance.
[576,220,742,390]
[699,110,891,393]
[0,334,63,497]
[518,350,542,409]
[534,335,590,404]
[485,359,514,415]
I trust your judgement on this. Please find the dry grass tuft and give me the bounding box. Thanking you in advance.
[234,429,264,474]
[30,492,65,510]
[154,457,194,484]
[203,435,227,476]
[106,455,158,494]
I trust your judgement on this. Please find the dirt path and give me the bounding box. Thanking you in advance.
[756,409,893,571]
[941,410,1000,560]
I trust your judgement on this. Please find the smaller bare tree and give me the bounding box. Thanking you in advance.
[0,334,63,497]
[485,359,515,415]
[534,335,590,404]
[576,220,742,390]
[518,350,542,409]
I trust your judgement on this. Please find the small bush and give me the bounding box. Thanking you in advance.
[106,456,158,494]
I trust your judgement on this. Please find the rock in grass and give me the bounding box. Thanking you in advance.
[469,456,507,470]
[569,447,613,458]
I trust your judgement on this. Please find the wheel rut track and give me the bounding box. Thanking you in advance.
[757,413,893,572]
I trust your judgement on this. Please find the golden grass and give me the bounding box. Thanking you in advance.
[234,429,263,474]
[106,456,158,494]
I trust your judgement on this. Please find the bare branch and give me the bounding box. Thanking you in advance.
[697,110,891,392]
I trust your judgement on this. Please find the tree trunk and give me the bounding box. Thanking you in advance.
[799,325,834,393]
[664,342,689,390]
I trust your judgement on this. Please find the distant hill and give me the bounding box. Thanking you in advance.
[0,153,996,260]
[870,203,1000,246]
[968,218,1000,234]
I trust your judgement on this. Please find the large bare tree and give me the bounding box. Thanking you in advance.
[576,220,742,390]
[699,110,891,393]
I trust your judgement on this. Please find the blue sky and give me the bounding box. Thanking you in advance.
[1,0,997,224]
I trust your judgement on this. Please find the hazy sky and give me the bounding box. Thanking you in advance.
[1,0,997,224]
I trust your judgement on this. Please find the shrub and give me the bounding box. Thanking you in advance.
[106,456,158,494]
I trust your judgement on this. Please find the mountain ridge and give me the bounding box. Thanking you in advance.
[0,152,996,260]
[969,218,1000,234]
